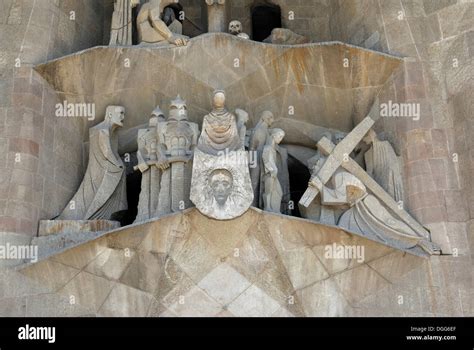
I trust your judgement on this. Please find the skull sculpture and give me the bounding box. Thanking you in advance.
[229,20,243,35]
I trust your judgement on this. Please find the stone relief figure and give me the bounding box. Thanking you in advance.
[191,91,253,220]
[261,129,285,213]
[58,106,127,220]
[263,28,310,45]
[228,20,250,39]
[235,108,249,148]
[191,155,253,220]
[134,106,169,223]
[299,132,347,225]
[363,129,405,204]
[137,0,188,46]
[299,124,438,255]
[197,90,243,155]
[109,0,140,46]
[249,111,274,206]
[156,96,199,215]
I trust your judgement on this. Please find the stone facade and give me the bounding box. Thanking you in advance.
[0,0,472,316]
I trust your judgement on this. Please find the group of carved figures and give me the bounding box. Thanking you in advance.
[109,0,310,47]
[57,89,437,255]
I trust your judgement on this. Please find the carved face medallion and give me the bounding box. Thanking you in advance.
[210,169,233,206]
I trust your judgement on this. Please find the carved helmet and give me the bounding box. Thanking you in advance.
[169,95,188,121]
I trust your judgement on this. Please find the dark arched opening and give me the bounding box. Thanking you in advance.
[251,3,282,42]
[287,155,311,218]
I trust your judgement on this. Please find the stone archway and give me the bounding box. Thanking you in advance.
[251,2,282,42]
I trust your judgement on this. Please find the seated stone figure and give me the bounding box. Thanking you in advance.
[58,106,127,220]
[137,0,188,46]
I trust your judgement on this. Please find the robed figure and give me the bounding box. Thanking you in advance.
[58,106,128,220]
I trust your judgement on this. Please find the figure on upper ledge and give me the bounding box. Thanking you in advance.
[229,20,250,40]
[137,0,189,46]
[109,0,140,46]
[58,106,127,221]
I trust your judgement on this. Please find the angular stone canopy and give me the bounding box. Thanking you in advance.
[13,208,429,317]
[35,33,402,137]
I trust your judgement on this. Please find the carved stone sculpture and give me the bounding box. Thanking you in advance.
[235,108,249,148]
[137,0,188,46]
[134,106,169,223]
[191,91,253,220]
[109,0,140,46]
[363,129,405,204]
[262,129,285,213]
[206,0,229,33]
[197,90,242,155]
[263,28,310,45]
[156,96,199,215]
[229,20,250,40]
[58,106,127,220]
[303,134,438,255]
[249,111,274,206]
[190,149,253,220]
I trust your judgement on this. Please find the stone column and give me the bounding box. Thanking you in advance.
[205,0,229,33]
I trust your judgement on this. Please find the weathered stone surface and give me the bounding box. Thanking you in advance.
[38,220,120,237]
[11,208,462,316]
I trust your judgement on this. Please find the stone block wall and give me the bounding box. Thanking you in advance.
[0,0,106,252]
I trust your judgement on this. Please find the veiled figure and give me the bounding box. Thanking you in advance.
[197,90,242,155]
[58,106,127,220]
[363,130,404,203]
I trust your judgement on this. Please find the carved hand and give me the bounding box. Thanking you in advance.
[168,35,188,46]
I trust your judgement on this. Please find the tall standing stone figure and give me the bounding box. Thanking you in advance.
[249,111,274,207]
[134,107,169,223]
[109,0,140,46]
[191,90,254,220]
[58,106,128,220]
[262,129,286,213]
[156,96,199,214]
